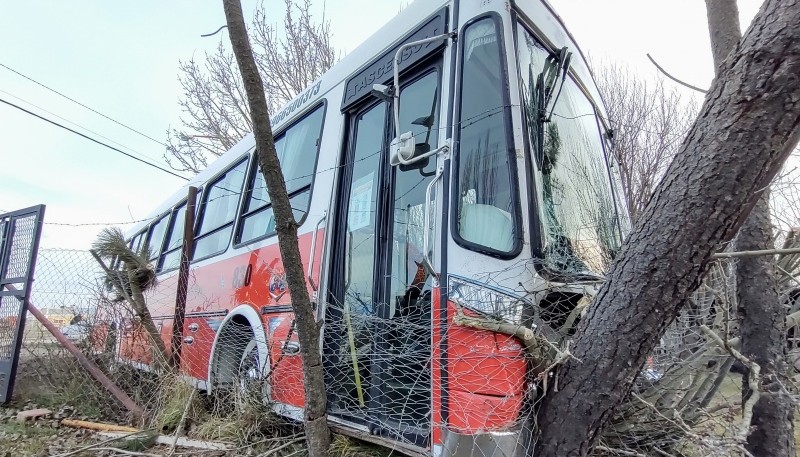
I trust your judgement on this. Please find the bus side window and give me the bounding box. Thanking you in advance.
[160,203,187,272]
[194,158,249,260]
[145,214,170,264]
[237,104,325,245]
[455,17,518,255]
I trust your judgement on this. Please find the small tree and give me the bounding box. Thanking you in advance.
[92,227,169,368]
[167,0,335,174]
[221,0,330,455]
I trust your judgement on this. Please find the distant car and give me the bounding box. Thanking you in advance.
[60,324,90,343]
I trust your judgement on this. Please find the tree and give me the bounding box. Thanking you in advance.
[593,63,697,222]
[91,227,169,368]
[704,1,796,455]
[221,0,330,455]
[167,0,335,174]
[534,1,800,455]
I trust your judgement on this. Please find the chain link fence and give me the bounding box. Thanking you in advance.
[5,240,800,456]
[12,248,317,455]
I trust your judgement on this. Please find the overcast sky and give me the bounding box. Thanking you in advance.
[0,0,767,249]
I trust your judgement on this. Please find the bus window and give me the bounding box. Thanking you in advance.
[194,159,248,260]
[455,17,518,255]
[517,26,622,275]
[146,214,169,263]
[128,231,145,256]
[237,104,325,245]
[160,203,187,272]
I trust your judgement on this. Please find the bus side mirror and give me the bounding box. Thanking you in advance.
[390,132,416,166]
[375,32,452,168]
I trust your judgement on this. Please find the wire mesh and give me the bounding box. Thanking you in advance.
[8,237,800,456]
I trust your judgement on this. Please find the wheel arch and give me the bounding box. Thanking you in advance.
[207,304,270,392]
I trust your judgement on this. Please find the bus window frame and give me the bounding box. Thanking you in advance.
[512,11,544,259]
[128,230,146,255]
[192,154,250,263]
[232,100,327,248]
[450,12,523,260]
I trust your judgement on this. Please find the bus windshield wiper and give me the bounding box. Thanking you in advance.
[532,46,572,168]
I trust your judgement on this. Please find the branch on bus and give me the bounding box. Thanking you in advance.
[451,302,576,380]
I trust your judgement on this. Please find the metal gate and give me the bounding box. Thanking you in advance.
[0,205,45,404]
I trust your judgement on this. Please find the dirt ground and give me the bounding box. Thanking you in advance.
[0,400,230,457]
[0,404,129,457]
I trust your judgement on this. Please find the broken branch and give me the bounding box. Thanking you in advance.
[700,325,761,444]
[646,53,708,94]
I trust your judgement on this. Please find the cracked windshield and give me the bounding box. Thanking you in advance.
[518,26,625,277]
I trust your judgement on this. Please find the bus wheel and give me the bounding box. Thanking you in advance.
[209,318,267,413]
[237,338,266,401]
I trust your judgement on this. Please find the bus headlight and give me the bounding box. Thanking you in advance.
[448,276,530,326]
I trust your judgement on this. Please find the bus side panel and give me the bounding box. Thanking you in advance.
[113,225,323,397]
[119,322,154,366]
[185,228,321,401]
[180,316,216,381]
[267,312,305,408]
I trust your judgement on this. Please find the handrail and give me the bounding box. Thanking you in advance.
[422,168,443,276]
[307,211,327,291]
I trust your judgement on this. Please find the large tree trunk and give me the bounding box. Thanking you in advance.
[221,1,330,455]
[705,1,796,455]
[736,193,796,456]
[534,1,800,455]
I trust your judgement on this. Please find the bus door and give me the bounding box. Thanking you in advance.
[326,66,442,448]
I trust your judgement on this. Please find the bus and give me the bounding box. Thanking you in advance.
[114,1,628,455]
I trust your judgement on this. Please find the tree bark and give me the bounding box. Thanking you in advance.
[534,1,800,455]
[705,0,741,71]
[735,193,796,456]
[221,1,330,455]
[706,1,796,455]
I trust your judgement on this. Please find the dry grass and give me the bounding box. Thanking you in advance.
[151,374,203,433]
[193,415,244,443]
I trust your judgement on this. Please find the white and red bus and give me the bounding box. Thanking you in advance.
[116,1,628,455]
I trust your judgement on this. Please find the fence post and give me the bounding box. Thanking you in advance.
[170,186,197,367]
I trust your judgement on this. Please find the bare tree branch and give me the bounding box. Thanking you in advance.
[166,0,336,174]
[646,53,709,94]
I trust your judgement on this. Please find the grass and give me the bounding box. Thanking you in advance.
[0,421,58,456]
[12,354,114,420]
[194,388,283,444]
[151,375,201,432]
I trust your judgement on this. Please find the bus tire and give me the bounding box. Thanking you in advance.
[208,309,270,409]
